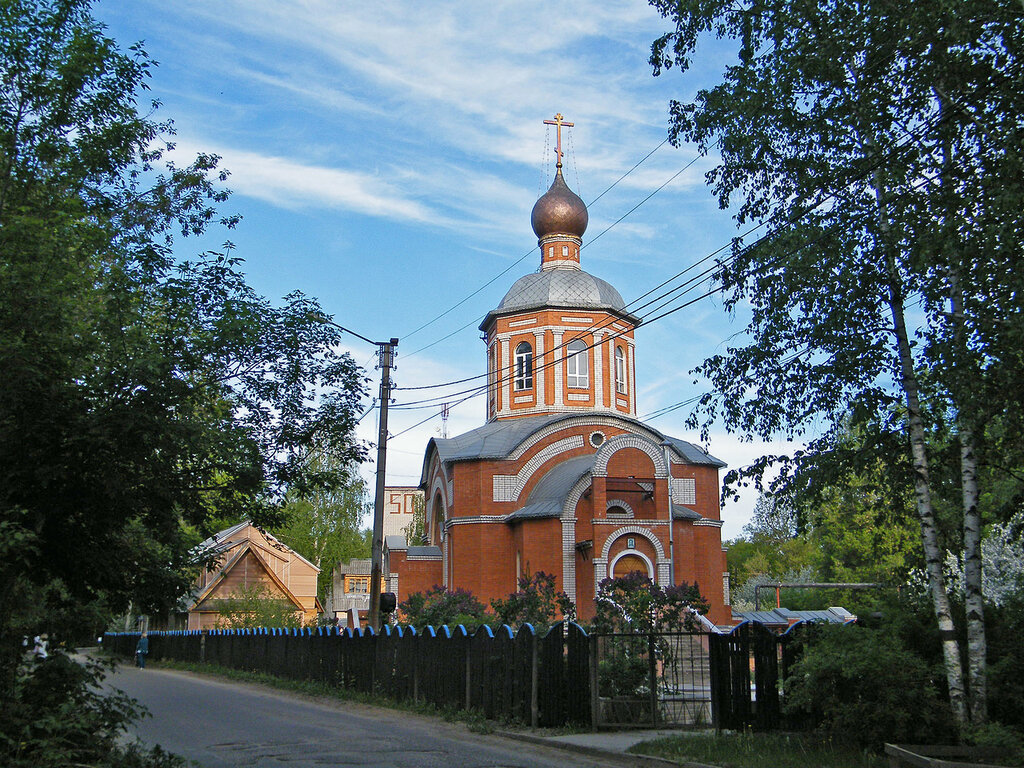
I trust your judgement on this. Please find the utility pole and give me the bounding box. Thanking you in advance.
[368,337,398,631]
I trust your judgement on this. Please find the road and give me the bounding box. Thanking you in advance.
[107,663,625,768]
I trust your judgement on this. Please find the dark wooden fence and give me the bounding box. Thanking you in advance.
[104,621,591,728]
[107,620,814,732]
[707,620,812,731]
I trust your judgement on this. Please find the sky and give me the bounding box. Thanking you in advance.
[97,0,799,538]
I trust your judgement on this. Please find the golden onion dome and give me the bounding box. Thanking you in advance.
[530,169,588,240]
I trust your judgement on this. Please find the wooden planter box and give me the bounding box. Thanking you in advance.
[885,743,1010,768]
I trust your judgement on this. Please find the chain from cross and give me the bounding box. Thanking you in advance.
[543,113,574,168]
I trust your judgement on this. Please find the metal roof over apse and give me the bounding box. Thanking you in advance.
[480,269,641,330]
[507,454,597,521]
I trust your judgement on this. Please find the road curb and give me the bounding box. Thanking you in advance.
[496,730,722,768]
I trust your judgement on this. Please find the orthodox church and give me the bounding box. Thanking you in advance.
[385,118,732,625]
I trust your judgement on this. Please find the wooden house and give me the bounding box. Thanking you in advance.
[185,521,321,630]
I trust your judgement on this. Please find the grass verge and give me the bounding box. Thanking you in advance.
[628,731,887,768]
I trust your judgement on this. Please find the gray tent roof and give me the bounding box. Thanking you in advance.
[481,269,640,330]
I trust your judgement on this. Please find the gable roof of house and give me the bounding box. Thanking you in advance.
[195,520,320,573]
[187,540,306,613]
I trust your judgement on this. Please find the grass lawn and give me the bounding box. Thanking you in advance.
[628,731,887,768]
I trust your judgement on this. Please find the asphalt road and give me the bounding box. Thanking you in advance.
[107,663,626,768]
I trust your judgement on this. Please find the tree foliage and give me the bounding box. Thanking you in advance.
[785,625,953,750]
[649,0,1024,725]
[273,448,370,602]
[0,653,185,767]
[0,0,366,760]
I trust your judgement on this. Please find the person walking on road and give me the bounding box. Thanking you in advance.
[135,631,149,668]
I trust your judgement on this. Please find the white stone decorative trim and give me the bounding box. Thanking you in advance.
[499,338,510,417]
[592,434,668,478]
[561,474,592,604]
[407,554,442,561]
[492,434,584,502]
[606,499,635,517]
[447,515,507,525]
[560,316,594,324]
[593,558,607,594]
[535,331,545,405]
[567,394,590,402]
[628,344,636,416]
[693,519,724,527]
[513,396,534,404]
[490,414,705,468]
[492,475,517,501]
[671,478,696,505]
[508,318,537,328]
[599,525,666,560]
[552,330,563,407]
[593,519,668,526]
[657,560,671,585]
[611,322,626,331]
[723,572,731,605]
[616,397,630,408]
[562,517,577,604]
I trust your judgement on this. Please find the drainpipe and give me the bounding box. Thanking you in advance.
[661,440,675,586]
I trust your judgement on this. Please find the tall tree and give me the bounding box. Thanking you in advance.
[274,448,370,603]
[649,0,1024,726]
[0,1,366,750]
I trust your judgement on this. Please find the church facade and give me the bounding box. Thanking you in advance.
[386,131,732,625]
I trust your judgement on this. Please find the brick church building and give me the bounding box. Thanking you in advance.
[386,121,732,625]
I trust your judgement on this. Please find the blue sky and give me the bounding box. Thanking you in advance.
[97,0,798,538]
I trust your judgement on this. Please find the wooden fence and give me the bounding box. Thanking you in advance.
[104,621,592,728]
[106,620,815,732]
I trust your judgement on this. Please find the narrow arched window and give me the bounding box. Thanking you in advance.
[615,345,627,394]
[514,342,533,390]
[566,339,589,388]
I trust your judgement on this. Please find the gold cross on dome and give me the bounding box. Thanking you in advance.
[544,113,574,168]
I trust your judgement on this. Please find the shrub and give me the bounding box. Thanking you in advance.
[593,572,709,633]
[398,585,488,630]
[784,624,952,750]
[0,652,185,767]
[490,572,575,631]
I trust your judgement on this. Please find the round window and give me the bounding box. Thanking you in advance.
[589,431,605,448]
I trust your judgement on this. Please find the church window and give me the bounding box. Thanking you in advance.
[566,339,588,388]
[562,245,568,256]
[615,346,627,394]
[514,342,533,390]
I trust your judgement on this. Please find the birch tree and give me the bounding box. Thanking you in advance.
[649,0,1024,727]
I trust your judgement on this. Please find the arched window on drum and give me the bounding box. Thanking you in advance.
[566,339,588,389]
[614,345,627,395]
[514,341,533,390]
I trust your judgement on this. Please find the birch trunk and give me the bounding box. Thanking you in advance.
[939,89,987,724]
[949,265,987,724]
[871,164,969,727]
